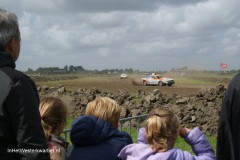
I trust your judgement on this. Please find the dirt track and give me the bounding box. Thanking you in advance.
[34,75,214,96]
[83,78,203,96]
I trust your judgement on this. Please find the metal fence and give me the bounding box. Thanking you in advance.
[62,114,148,141]
[119,114,148,136]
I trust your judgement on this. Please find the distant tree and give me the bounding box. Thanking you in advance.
[75,66,84,71]
[68,65,85,72]
[119,69,124,73]
[64,65,68,71]
[25,68,35,74]
[69,65,75,72]
[99,69,109,74]
[36,67,60,74]
[125,68,133,73]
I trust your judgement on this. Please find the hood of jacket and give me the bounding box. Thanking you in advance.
[0,51,15,68]
[70,115,122,147]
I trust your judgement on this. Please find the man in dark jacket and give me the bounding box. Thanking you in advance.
[217,73,240,160]
[0,8,50,159]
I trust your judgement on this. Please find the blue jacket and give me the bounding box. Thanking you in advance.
[69,115,133,160]
[118,127,216,160]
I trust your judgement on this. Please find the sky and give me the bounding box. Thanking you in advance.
[2,0,240,71]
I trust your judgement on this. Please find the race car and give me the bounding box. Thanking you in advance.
[120,73,128,79]
[142,74,175,86]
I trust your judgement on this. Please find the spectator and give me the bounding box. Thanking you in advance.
[118,108,216,160]
[39,96,68,160]
[217,73,240,160]
[0,8,49,159]
[69,97,133,160]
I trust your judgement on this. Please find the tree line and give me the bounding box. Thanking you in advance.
[25,65,135,75]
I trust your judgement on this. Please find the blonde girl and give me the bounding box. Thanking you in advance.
[118,108,216,160]
[85,96,121,127]
[40,96,68,160]
[144,108,180,152]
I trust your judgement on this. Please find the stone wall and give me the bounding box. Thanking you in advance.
[37,85,226,137]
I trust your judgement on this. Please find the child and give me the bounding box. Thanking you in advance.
[69,97,133,160]
[118,108,216,160]
[39,96,68,160]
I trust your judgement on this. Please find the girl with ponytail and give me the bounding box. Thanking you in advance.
[40,96,68,160]
[118,108,216,160]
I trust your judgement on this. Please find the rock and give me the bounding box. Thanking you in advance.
[176,97,189,105]
[58,86,66,94]
[152,89,161,95]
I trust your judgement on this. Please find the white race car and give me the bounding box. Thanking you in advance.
[142,74,175,86]
[120,73,128,79]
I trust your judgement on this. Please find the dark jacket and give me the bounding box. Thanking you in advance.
[217,73,240,160]
[69,115,133,160]
[0,51,50,160]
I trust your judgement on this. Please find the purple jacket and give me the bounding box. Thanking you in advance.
[118,127,216,160]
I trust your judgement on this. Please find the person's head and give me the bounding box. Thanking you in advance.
[85,97,121,128]
[0,8,21,61]
[144,108,180,152]
[39,97,67,137]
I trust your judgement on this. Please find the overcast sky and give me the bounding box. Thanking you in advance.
[2,0,240,71]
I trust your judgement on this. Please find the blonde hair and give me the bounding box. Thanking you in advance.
[144,108,179,152]
[39,97,67,137]
[85,97,121,125]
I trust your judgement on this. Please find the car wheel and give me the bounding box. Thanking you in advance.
[158,81,163,86]
[143,81,147,86]
[168,84,172,86]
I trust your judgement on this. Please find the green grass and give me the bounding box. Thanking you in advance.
[189,72,236,79]
[66,117,74,129]
[61,117,75,146]
[175,136,216,153]
[174,77,220,86]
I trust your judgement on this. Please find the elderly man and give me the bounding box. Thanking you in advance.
[0,8,50,159]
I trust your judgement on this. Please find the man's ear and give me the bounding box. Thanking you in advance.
[4,38,14,53]
[4,37,20,61]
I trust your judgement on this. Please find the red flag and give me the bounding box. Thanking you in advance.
[220,62,228,69]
